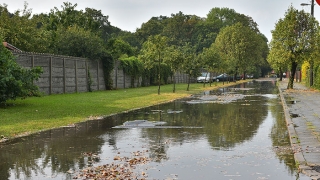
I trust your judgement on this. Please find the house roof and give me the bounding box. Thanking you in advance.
[2,42,22,52]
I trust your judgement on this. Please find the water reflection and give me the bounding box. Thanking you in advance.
[0,80,305,179]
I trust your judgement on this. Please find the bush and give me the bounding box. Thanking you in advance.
[0,42,43,105]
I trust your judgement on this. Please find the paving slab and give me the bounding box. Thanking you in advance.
[279,79,320,179]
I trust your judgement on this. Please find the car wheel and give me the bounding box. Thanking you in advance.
[216,79,219,82]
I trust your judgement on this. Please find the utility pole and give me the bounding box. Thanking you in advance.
[310,0,314,86]
[309,0,314,86]
[302,0,315,86]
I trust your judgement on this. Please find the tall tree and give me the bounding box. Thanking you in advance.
[269,6,318,89]
[181,44,201,91]
[199,43,222,86]
[206,7,259,33]
[267,46,288,81]
[106,38,134,60]
[163,12,202,47]
[135,16,168,45]
[215,23,263,79]
[139,35,168,95]
[163,45,184,92]
[54,25,105,60]
[0,3,48,52]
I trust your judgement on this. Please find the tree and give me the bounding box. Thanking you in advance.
[0,3,49,52]
[0,38,42,105]
[267,43,288,81]
[136,16,168,44]
[206,7,259,33]
[255,34,270,78]
[139,35,168,94]
[180,44,201,91]
[54,25,105,59]
[163,45,184,92]
[163,12,202,48]
[269,6,318,89]
[215,23,264,79]
[199,43,222,86]
[106,38,135,60]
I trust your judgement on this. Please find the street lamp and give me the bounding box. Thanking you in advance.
[301,0,315,86]
[301,0,314,16]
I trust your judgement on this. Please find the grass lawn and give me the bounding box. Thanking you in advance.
[0,81,247,139]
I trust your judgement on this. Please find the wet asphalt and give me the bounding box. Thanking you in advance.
[279,79,320,180]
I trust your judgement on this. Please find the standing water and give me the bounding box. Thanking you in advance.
[0,80,309,179]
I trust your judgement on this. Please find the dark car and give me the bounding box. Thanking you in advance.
[213,73,230,82]
[213,73,241,81]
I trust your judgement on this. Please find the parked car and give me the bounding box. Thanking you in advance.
[213,73,230,82]
[197,72,211,83]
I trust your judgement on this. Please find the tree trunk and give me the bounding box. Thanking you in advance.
[158,54,161,95]
[173,74,176,93]
[187,75,191,91]
[287,61,298,89]
[279,68,283,81]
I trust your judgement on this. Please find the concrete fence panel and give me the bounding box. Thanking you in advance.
[13,53,194,94]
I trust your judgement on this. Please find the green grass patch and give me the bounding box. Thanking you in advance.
[0,81,247,138]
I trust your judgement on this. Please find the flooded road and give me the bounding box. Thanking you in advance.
[0,80,309,179]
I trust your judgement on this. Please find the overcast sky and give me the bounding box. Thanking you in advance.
[3,0,320,42]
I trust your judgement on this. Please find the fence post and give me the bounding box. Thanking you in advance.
[32,55,34,68]
[97,60,100,90]
[63,58,66,93]
[75,60,78,93]
[85,60,88,92]
[49,57,52,95]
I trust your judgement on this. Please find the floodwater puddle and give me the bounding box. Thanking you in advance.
[0,80,310,180]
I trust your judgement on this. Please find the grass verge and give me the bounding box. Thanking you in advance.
[0,81,247,139]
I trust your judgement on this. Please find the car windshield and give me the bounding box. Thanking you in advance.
[201,72,208,77]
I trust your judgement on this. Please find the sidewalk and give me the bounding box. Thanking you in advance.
[278,79,320,180]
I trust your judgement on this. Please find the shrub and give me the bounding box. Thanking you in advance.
[0,42,42,105]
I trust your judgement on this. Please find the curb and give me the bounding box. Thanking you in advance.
[278,82,320,180]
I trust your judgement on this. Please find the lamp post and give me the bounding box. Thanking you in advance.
[301,0,315,86]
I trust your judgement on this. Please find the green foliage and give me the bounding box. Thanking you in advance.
[139,35,169,94]
[136,16,168,43]
[0,39,43,105]
[180,44,201,90]
[314,63,320,89]
[54,25,105,60]
[87,69,93,92]
[116,31,141,51]
[101,53,114,90]
[119,56,144,87]
[199,43,222,74]
[106,38,135,60]
[269,6,318,89]
[215,23,265,77]
[143,64,172,86]
[1,2,270,92]
[206,7,259,33]
[0,3,49,52]
[163,45,184,92]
